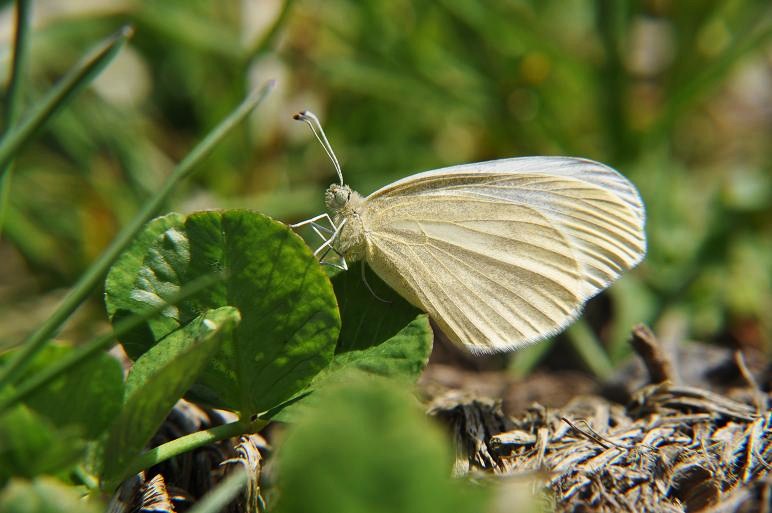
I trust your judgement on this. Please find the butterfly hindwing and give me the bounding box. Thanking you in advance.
[359,157,645,352]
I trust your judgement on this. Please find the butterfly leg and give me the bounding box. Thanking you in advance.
[310,223,333,240]
[319,247,349,271]
[312,217,346,257]
[290,213,334,232]
[291,213,350,270]
[290,212,336,252]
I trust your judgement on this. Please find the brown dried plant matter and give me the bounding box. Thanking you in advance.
[428,325,771,513]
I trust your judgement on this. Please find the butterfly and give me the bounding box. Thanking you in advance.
[292,111,646,353]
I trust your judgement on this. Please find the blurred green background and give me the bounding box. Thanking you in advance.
[0,0,770,369]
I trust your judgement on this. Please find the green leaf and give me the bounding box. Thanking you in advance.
[104,212,186,357]
[319,315,432,383]
[267,269,433,422]
[0,477,102,513]
[7,344,124,440]
[332,264,422,353]
[274,375,487,513]
[105,210,340,417]
[101,307,240,483]
[0,401,85,480]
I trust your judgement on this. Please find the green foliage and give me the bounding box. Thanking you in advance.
[274,375,489,513]
[269,269,432,422]
[332,264,423,352]
[326,315,432,381]
[101,306,240,483]
[330,266,432,380]
[0,343,123,481]
[103,212,186,356]
[105,210,341,416]
[7,344,124,440]
[272,314,433,422]
[0,27,131,173]
[0,478,102,513]
[0,402,85,481]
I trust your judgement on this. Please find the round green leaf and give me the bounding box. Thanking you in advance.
[332,264,423,353]
[104,210,340,417]
[269,315,433,423]
[324,315,432,380]
[266,267,434,423]
[275,376,487,513]
[0,402,85,480]
[0,344,124,440]
[104,212,186,356]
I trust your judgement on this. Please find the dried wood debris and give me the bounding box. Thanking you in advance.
[429,326,772,513]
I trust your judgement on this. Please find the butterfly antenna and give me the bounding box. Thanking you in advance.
[293,110,344,186]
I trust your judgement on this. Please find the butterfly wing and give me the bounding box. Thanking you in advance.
[359,156,646,353]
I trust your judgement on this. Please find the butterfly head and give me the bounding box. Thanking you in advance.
[325,183,352,212]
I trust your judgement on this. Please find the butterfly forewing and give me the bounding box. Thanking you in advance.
[359,157,646,352]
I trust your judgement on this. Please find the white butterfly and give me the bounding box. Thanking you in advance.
[292,111,646,354]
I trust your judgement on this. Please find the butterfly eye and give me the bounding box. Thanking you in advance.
[324,184,352,211]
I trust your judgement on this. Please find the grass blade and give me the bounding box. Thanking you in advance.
[567,319,614,379]
[0,0,33,238]
[0,80,275,388]
[2,0,31,133]
[0,26,133,175]
[186,468,248,513]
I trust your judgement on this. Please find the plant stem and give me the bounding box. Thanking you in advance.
[121,419,264,483]
[0,0,33,239]
[245,0,296,61]
[2,0,31,132]
[0,26,133,176]
[187,468,248,513]
[0,80,275,389]
[73,465,99,491]
[567,319,614,380]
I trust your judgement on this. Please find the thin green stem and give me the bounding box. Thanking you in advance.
[0,0,33,239]
[567,319,614,379]
[508,340,552,379]
[73,465,99,492]
[121,419,263,484]
[0,80,274,389]
[0,170,12,240]
[0,26,133,176]
[187,468,248,513]
[3,0,31,131]
[245,0,296,61]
